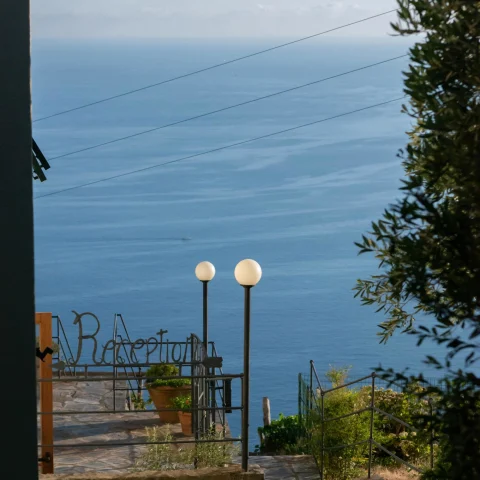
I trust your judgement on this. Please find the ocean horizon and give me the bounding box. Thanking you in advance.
[32,37,451,443]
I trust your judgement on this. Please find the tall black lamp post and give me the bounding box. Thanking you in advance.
[195,261,216,429]
[234,259,262,472]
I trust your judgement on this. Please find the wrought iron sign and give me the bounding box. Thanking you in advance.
[62,311,213,368]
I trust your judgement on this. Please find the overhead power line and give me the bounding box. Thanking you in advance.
[35,96,405,200]
[48,54,407,161]
[33,9,397,123]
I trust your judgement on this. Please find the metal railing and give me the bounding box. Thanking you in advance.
[37,313,243,474]
[52,315,76,376]
[299,360,436,479]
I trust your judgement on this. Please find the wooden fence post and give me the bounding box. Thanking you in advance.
[263,397,271,426]
[36,312,54,474]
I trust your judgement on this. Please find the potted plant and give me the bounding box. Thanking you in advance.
[171,394,192,435]
[145,363,191,423]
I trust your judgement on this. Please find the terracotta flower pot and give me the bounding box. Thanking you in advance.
[147,385,191,423]
[178,411,193,435]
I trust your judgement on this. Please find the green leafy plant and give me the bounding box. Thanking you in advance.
[300,368,435,478]
[145,363,191,388]
[135,425,238,471]
[130,392,152,410]
[193,429,240,468]
[256,413,308,455]
[171,394,191,412]
[309,368,370,480]
[354,1,480,478]
[326,365,352,387]
[373,388,431,468]
[135,425,185,471]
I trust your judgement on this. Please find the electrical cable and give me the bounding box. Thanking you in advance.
[47,54,407,161]
[35,96,405,200]
[33,9,397,123]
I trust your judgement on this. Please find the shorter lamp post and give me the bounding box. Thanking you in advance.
[234,259,262,472]
[195,261,216,350]
[195,261,216,430]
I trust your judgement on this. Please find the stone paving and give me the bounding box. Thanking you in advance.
[38,380,321,478]
[38,380,188,474]
[239,456,320,480]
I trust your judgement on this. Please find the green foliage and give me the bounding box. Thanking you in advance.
[255,414,308,455]
[309,369,371,480]
[354,1,480,478]
[145,363,191,388]
[325,365,352,387]
[130,392,152,410]
[299,368,433,479]
[136,425,183,471]
[193,429,240,468]
[136,424,238,471]
[170,394,191,412]
[373,389,431,467]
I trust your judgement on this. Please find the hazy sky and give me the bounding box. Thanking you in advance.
[31,1,399,39]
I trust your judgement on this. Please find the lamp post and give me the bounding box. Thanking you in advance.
[234,259,262,472]
[195,261,216,431]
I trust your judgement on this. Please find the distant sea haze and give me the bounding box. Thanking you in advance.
[32,38,451,443]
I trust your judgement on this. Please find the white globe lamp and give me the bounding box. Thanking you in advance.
[234,259,262,287]
[195,261,216,282]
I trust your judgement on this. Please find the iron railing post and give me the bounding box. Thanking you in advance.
[298,373,302,423]
[56,316,61,379]
[202,281,211,428]
[112,314,118,412]
[241,286,252,472]
[309,360,314,412]
[429,399,434,469]
[321,391,325,480]
[241,373,246,470]
[368,373,376,478]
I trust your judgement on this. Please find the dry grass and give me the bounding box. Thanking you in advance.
[356,467,420,480]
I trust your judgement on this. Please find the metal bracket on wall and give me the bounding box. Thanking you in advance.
[38,453,51,464]
[36,346,54,362]
[32,138,50,182]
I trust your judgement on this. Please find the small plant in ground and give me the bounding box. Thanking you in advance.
[193,429,240,468]
[255,413,308,455]
[326,365,352,387]
[136,425,238,471]
[130,392,152,411]
[135,425,186,471]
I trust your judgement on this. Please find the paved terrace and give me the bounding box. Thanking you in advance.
[37,380,321,479]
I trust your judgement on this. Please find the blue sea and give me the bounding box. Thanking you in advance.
[32,37,449,444]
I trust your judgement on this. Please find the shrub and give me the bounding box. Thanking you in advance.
[373,388,431,467]
[310,382,370,479]
[255,413,308,455]
[145,363,191,388]
[194,429,240,468]
[135,425,238,471]
[302,367,436,478]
